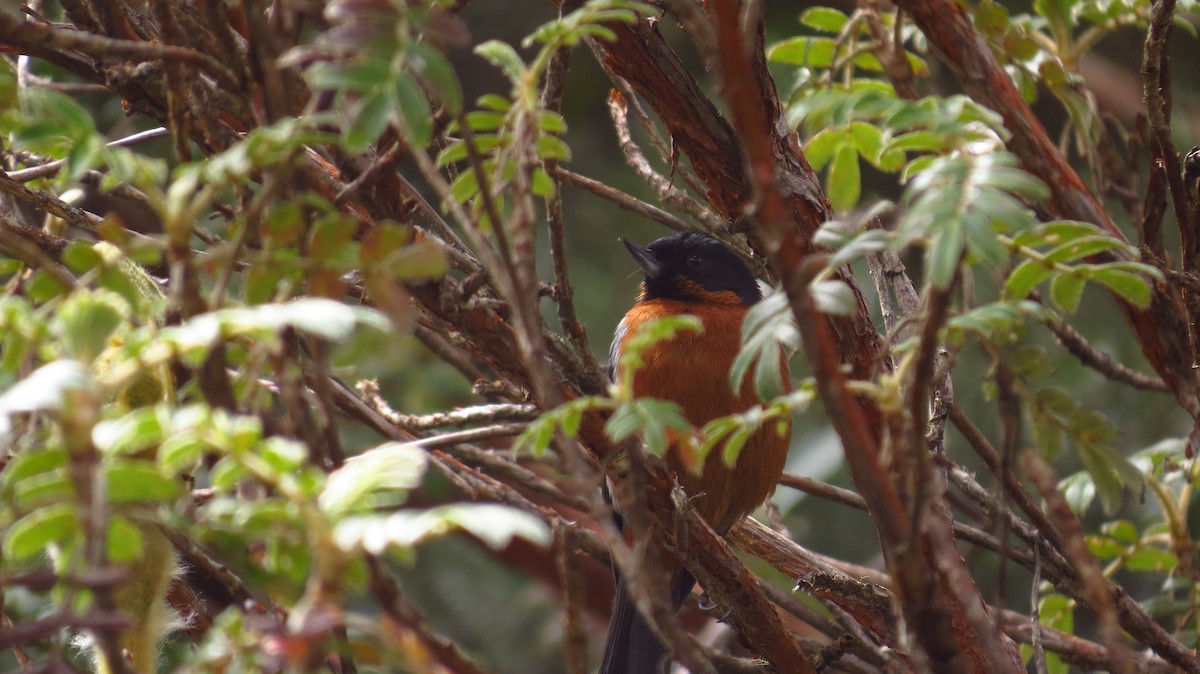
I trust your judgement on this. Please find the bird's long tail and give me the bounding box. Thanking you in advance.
[598,569,695,674]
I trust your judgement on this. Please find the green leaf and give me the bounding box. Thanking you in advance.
[320,442,428,516]
[1087,534,1125,560]
[605,398,691,456]
[538,111,567,134]
[3,447,67,489]
[1042,236,1123,264]
[1092,268,1152,308]
[536,135,572,161]
[514,415,558,457]
[804,127,842,172]
[63,240,103,273]
[0,361,90,436]
[163,299,390,352]
[393,75,433,148]
[810,280,855,316]
[307,60,391,93]
[1004,260,1054,300]
[767,37,835,67]
[53,289,130,364]
[927,220,964,288]
[410,43,463,115]
[1060,470,1095,514]
[827,142,861,211]
[799,7,849,32]
[476,94,512,112]
[259,437,308,474]
[1102,519,1138,544]
[344,89,391,153]
[449,168,480,203]
[1125,546,1177,572]
[4,504,76,561]
[475,40,526,83]
[107,462,181,503]
[333,503,550,554]
[158,434,206,476]
[849,121,883,164]
[1049,273,1085,313]
[531,167,555,197]
[12,470,73,509]
[93,407,167,456]
[732,291,797,400]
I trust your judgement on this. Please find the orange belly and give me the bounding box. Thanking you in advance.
[616,298,790,533]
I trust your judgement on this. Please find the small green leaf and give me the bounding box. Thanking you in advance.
[3,447,68,489]
[767,37,835,67]
[1049,273,1085,313]
[475,40,526,83]
[4,504,76,561]
[827,142,861,211]
[107,462,181,503]
[1101,519,1138,544]
[531,167,556,197]
[333,503,550,554]
[93,407,166,456]
[605,398,691,456]
[449,168,480,203]
[1004,260,1054,300]
[307,60,391,93]
[410,43,462,115]
[848,121,883,164]
[1059,470,1095,514]
[393,75,433,148]
[343,89,391,153]
[476,94,512,112]
[1125,546,1177,572]
[63,241,103,273]
[514,416,557,457]
[799,7,849,32]
[12,470,73,509]
[804,127,842,172]
[1092,268,1152,308]
[810,280,855,315]
[321,442,427,516]
[536,135,572,161]
[1043,236,1123,264]
[158,434,206,475]
[0,361,90,436]
[538,111,567,134]
[53,289,130,364]
[927,221,964,288]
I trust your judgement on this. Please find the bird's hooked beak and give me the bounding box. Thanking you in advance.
[620,237,663,279]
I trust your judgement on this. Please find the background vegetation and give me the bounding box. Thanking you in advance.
[1,0,1200,672]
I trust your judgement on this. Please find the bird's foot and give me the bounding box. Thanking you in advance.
[696,592,733,621]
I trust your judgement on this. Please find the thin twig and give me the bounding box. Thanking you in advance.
[555,167,694,232]
[1038,310,1170,391]
[0,215,77,288]
[0,170,103,231]
[6,127,170,183]
[1141,0,1197,265]
[1020,452,1135,674]
[607,90,724,231]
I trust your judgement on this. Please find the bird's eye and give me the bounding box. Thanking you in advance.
[687,253,703,268]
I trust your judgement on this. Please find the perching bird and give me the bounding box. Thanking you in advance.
[600,232,791,674]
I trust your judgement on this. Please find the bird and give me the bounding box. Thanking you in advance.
[600,231,791,674]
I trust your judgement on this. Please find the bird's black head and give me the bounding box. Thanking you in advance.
[621,232,761,306]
